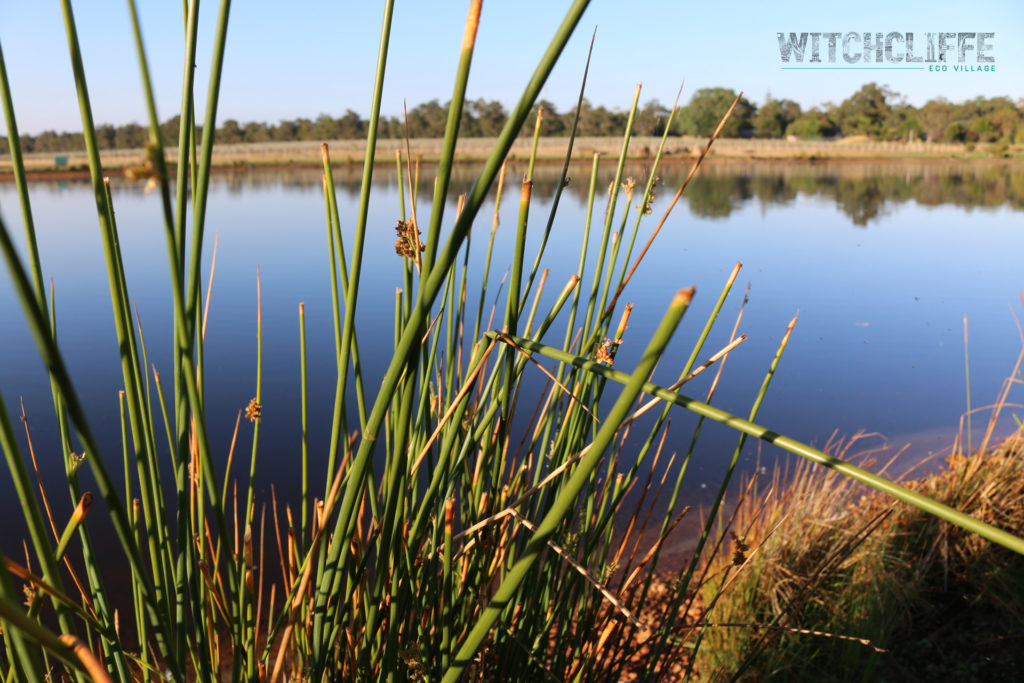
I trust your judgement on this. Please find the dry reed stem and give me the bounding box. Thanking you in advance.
[508,509,647,630]
[270,458,347,682]
[586,505,694,669]
[497,332,599,422]
[703,621,885,652]
[59,633,115,683]
[619,449,678,584]
[622,335,747,430]
[421,306,445,345]
[524,268,548,337]
[19,401,96,614]
[4,558,97,628]
[19,400,58,540]
[196,560,231,623]
[603,94,744,320]
[411,338,497,473]
[979,344,1024,453]
[610,426,670,572]
[270,486,287,587]
[202,230,219,341]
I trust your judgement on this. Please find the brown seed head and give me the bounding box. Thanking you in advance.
[621,176,636,199]
[394,219,424,259]
[594,338,615,365]
[245,397,262,423]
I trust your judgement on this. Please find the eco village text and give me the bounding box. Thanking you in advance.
[778,32,995,71]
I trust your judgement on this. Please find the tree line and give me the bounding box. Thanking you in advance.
[3,83,1022,154]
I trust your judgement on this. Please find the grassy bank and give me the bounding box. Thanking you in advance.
[697,427,1024,681]
[2,135,1020,179]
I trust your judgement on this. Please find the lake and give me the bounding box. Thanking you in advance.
[1,158,1023,548]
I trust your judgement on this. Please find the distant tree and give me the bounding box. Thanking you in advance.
[272,120,298,142]
[219,119,244,144]
[312,114,339,140]
[96,124,117,150]
[33,130,55,152]
[990,107,1021,141]
[469,99,507,137]
[294,118,316,141]
[458,106,481,137]
[406,100,448,137]
[834,83,895,138]
[785,110,836,139]
[885,105,925,141]
[752,97,801,138]
[674,88,754,137]
[527,100,565,136]
[969,116,999,142]
[575,99,624,136]
[114,122,147,149]
[243,121,272,143]
[161,115,181,146]
[942,121,968,143]
[946,97,1021,143]
[633,99,670,137]
[379,116,404,139]
[335,110,365,138]
[918,99,954,142]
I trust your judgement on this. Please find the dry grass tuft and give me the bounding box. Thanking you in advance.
[698,428,1024,682]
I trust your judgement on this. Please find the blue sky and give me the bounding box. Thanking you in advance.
[0,0,1021,135]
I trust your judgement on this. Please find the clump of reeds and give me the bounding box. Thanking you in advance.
[0,1,1022,681]
[698,425,1024,682]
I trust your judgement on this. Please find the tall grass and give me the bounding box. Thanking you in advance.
[0,1,1022,681]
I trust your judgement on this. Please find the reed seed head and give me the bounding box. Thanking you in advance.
[621,177,636,200]
[245,397,262,423]
[729,530,749,566]
[22,583,35,608]
[68,451,87,474]
[594,338,616,365]
[394,219,424,259]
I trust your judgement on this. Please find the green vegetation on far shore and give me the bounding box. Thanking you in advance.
[3,82,1024,157]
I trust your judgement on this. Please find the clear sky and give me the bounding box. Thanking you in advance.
[0,0,1021,136]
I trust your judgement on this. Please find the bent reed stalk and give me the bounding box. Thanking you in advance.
[0,1,1022,681]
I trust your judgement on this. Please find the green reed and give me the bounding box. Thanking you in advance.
[0,0,1023,681]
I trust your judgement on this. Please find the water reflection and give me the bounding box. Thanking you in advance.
[66,159,1022,225]
[29,159,1018,227]
[676,161,1024,224]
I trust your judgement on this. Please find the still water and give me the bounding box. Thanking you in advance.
[1,159,1023,543]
